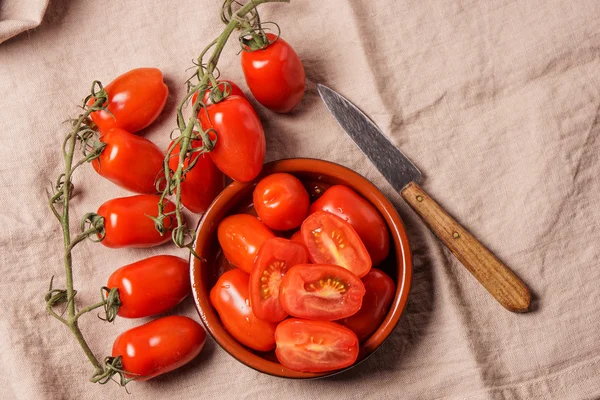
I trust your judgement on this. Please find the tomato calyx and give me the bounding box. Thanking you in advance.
[99,286,122,323]
[91,356,139,386]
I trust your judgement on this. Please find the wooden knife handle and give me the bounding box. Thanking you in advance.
[401,182,531,312]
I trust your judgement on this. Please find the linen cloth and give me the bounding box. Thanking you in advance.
[0,0,49,44]
[1,0,599,399]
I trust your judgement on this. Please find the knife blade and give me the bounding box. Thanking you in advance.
[317,84,531,313]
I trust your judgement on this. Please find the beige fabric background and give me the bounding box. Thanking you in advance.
[1,0,599,399]
[0,0,49,44]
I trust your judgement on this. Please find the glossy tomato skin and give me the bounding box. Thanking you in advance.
[310,185,390,266]
[168,137,224,214]
[92,128,164,194]
[90,68,168,134]
[253,173,309,231]
[241,34,305,113]
[199,95,265,182]
[210,268,277,351]
[290,230,304,246]
[191,80,246,106]
[338,268,395,342]
[112,316,205,380]
[249,238,308,322]
[275,319,359,373]
[301,211,372,278]
[279,264,365,321]
[217,214,275,273]
[97,195,176,248]
[107,255,190,318]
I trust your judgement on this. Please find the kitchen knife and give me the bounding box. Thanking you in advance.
[317,84,531,313]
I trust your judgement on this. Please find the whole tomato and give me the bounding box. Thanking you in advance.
[112,316,206,380]
[210,268,277,351]
[191,80,247,106]
[338,268,395,342]
[309,185,390,266]
[217,214,275,273]
[92,128,164,194]
[107,255,190,318]
[241,33,305,113]
[253,173,309,231]
[168,136,224,214]
[199,95,265,182]
[89,68,168,134]
[97,195,176,248]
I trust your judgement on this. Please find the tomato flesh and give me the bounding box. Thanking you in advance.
[309,185,390,266]
[217,214,275,273]
[301,211,372,277]
[112,316,205,380]
[275,319,359,372]
[279,264,365,320]
[210,268,277,351]
[107,255,190,318]
[249,238,308,322]
[338,268,395,342]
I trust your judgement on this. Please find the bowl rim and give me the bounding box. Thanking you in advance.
[190,158,413,379]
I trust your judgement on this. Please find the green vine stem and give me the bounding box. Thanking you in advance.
[156,0,289,252]
[46,82,125,385]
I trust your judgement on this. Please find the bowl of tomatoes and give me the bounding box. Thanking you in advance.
[190,158,412,378]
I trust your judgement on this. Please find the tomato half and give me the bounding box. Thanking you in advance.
[241,33,305,113]
[249,238,308,322]
[90,68,168,134]
[210,268,277,351]
[168,136,224,214]
[274,319,359,372]
[253,173,309,231]
[199,95,265,182]
[301,211,372,277]
[338,268,395,342]
[91,128,164,194]
[97,195,176,248]
[112,316,206,380]
[279,264,365,320]
[309,185,390,266]
[191,80,246,106]
[107,255,190,318]
[217,214,275,273]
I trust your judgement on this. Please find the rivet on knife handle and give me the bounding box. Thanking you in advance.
[401,182,531,312]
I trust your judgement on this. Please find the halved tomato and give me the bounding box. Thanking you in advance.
[275,319,359,372]
[279,264,365,320]
[249,238,308,322]
[301,211,372,277]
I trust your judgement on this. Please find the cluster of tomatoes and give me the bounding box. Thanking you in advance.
[86,33,307,380]
[211,174,396,373]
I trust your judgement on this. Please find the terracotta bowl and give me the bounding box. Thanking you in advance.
[190,158,412,378]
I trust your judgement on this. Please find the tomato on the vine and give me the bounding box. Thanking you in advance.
[275,319,359,373]
[241,33,305,113]
[310,185,390,266]
[97,195,176,248]
[112,316,206,380]
[89,68,168,134]
[168,136,224,214]
[107,255,190,318]
[191,80,246,106]
[280,264,365,321]
[249,238,308,322]
[91,128,164,194]
[338,268,395,342]
[217,214,274,273]
[301,211,372,277]
[253,173,309,231]
[199,95,265,182]
[210,268,277,351]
